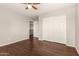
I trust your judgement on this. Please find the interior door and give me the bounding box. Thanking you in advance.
[42,15,66,44]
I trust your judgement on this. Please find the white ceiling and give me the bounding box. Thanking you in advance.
[0,3,38,18]
[39,3,71,15]
[0,3,73,18]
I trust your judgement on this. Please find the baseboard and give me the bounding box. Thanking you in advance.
[0,38,29,47]
[38,38,79,54]
[66,43,76,47]
[65,43,79,54]
[76,47,79,54]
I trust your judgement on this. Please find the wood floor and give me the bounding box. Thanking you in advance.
[0,38,78,56]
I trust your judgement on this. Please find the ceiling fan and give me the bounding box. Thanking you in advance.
[23,3,40,10]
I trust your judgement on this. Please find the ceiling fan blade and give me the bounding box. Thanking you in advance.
[33,3,40,5]
[32,5,37,10]
[25,7,28,9]
[22,3,27,4]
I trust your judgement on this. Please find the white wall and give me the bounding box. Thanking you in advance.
[39,4,76,47]
[76,4,79,53]
[42,16,66,44]
[66,4,76,47]
[0,7,30,46]
[38,16,43,40]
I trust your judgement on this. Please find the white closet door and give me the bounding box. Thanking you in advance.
[42,15,66,44]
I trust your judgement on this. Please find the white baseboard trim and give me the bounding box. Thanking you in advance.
[76,47,79,54]
[66,43,75,47]
[0,38,28,47]
[39,38,79,54]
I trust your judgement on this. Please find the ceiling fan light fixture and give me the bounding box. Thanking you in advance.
[27,4,32,9]
[23,3,40,10]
